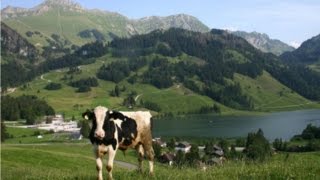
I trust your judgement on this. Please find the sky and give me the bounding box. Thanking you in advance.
[2,0,320,48]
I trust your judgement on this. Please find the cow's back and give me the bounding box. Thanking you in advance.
[120,111,152,147]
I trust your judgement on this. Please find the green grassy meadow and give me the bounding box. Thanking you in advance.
[2,124,320,179]
[234,71,319,111]
[2,143,320,180]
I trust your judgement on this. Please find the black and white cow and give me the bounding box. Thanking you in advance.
[82,106,154,180]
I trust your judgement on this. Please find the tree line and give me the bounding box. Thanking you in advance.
[273,124,320,152]
[1,95,55,124]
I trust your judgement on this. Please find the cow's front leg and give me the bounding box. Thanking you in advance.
[96,157,103,180]
[94,144,104,180]
[107,145,117,180]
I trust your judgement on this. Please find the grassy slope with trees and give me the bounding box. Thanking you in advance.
[3,29,320,119]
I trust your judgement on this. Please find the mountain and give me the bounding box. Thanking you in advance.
[232,31,295,56]
[1,0,209,50]
[281,34,320,65]
[2,0,295,57]
[132,14,209,34]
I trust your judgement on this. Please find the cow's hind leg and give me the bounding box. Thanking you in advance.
[144,144,155,175]
[106,145,116,180]
[136,144,144,173]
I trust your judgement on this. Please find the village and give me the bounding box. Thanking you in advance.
[8,114,82,140]
[152,137,247,169]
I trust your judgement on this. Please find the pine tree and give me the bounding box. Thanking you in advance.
[80,120,90,138]
[1,121,8,142]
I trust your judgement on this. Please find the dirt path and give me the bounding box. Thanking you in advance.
[262,102,314,109]
[114,160,137,170]
[135,94,143,102]
[41,75,51,83]
[3,88,17,95]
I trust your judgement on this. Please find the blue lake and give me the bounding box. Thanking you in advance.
[153,109,320,140]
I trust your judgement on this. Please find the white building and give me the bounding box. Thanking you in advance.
[38,114,80,132]
[175,141,191,153]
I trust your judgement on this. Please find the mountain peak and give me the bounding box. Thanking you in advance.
[1,0,84,18]
[232,31,295,55]
[134,13,209,34]
[36,0,84,11]
[40,0,82,8]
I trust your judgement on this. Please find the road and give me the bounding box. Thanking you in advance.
[114,160,137,170]
[40,75,51,83]
[135,94,143,102]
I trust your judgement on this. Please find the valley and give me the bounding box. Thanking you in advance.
[1,1,320,180]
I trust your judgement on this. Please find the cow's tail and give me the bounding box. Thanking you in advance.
[119,147,127,157]
[150,117,153,130]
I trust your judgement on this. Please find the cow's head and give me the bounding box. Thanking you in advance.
[82,106,109,140]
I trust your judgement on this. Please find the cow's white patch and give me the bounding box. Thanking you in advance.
[84,115,89,120]
[121,111,152,127]
[94,106,108,137]
[112,119,123,130]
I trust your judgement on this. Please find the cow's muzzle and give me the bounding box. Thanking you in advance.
[95,130,105,140]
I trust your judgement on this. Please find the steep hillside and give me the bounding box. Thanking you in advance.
[232,31,295,56]
[1,0,209,49]
[1,22,39,61]
[9,55,230,118]
[109,28,320,100]
[281,34,320,67]
[233,72,312,111]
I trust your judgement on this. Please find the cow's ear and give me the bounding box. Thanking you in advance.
[82,109,94,120]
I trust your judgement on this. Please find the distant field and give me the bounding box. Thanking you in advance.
[2,143,320,179]
[4,127,87,144]
[234,71,320,111]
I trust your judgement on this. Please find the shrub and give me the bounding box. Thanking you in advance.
[245,129,272,161]
[77,86,91,93]
[44,83,62,90]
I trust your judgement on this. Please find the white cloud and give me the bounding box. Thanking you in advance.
[289,41,301,48]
